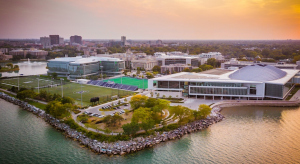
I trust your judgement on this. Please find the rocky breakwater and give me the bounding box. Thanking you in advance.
[0,92,224,156]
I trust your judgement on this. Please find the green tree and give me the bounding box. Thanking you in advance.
[146,72,154,79]
[122,122,140,136]
[52,72,58,79]
[103,74,107,79]
[16,90,36,100]
[197,104,212,119]
[171,105,192,124]
[140,119,155,133]
[206,58,219,68]
[152,65,161,72]
[183,67,190,72]
[45,101,72,119]
[13,65,19,69]
[61,96,75,104]
[129,94,148,110]
[6,63,13,69]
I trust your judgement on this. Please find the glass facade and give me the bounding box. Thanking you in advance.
[47,61,69,73]
[165,58,186,65]
[265,83,283,98]
[190,87,247,95]
[191,59,198,67]
[189,82,242,87]
[69,62,100,76]
[100,61,125,76]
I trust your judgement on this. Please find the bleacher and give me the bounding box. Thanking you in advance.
[86,80,138,91]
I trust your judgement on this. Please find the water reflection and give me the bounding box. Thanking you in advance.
[1,61,47,77]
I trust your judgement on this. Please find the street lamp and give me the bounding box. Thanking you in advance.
[37,75,40,94]
[18,73,23,91]
[60,78,64,97]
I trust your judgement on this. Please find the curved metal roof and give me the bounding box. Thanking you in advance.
[229,64,287,82]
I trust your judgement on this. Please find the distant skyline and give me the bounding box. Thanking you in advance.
[0,0,299,40]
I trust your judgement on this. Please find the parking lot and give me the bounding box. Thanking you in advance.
[83,101,131,118]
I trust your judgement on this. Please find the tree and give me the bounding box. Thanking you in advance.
[103,115,113,127]
[170,105,192,124]
[61,96,75,104]
[197,104,212,119]
[129,94,148,110]
[45,101,72,119]
[113,114,123,125]
[191,68,202,72]
[183,67,190,72]
[146,72,154,79]
[152,65,161,72]
[140,119,155,133]
[137,68,141,75]
[131,107,155,132]
[13,65,19,69]
[199,64,213,71]
[122,122,140,136]
[103,74,107,79]
[16,90,36,100]
[52,72,58,79]
[104,128,112,134]
[6,63,13,69]
[154,99,170,116]
[150,92,154,98]
[207,58,219,68]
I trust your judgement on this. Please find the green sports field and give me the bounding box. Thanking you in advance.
[0,76,61,90]
[104,77,148,89]
[39,83,133,106]
[0,76,133,106]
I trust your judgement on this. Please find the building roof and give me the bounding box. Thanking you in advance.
[152,65,299,84]
[229,64,287,82]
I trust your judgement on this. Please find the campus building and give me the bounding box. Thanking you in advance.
[156,56,199,67]
[221,58,299,70]
[148,64,300,100]
[47,56,125,78]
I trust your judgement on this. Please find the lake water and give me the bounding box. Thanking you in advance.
[0,61,48,77]
[0,100,299,164]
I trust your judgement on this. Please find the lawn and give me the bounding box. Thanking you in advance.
[39,83,133,106]
[104,77,148,89]
[0,76,61,90]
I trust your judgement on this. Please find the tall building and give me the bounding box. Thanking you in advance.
[70,35,82,45]
[49,35,59,45]
[121,36,126,46]
[40,37,51,48]
[59,37,64,45]
[156,39,163,45]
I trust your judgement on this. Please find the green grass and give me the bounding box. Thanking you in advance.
[38,83,133,106]
[0,76,61,90]
[104,77,148,89]
[26,100,47,110]
[286,86,300,100]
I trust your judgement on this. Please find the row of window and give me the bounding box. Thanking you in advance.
[190,87,248,95]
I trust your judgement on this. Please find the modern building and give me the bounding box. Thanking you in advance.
[148,64,300,100]
[40,37,51,48]
[156,56,199,67]
[59,37,64,45]
[161,64,193,74]
[70,35,82,45]
[47,56,125,78]
[221,58,298,70]
[49,35,59,45]
[131,57,157,71]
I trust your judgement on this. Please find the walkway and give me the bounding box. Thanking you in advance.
[0,88,48,105]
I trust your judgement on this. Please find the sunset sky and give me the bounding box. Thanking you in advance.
[0,0,299,40]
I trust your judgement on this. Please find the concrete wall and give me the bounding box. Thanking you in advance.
[153,91,182,98]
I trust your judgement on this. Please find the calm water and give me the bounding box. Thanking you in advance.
[0,61,47,77]
[0,100,300,164]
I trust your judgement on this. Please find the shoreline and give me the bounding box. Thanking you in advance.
[0,92,224,156]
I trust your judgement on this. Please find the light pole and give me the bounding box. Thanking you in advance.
[18,73,23,91]
[37,75,40,94]
[60,78,64,97]
[81,82,83,106]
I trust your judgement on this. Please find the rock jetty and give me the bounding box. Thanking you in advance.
[0,92,224,156]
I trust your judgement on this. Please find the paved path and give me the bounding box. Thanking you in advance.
[289,89,300,101]
[0,88,48,105]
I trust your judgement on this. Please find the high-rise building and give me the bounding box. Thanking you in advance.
[156,39,163,45]
[40,37,51,48]
[121,36,126,43]
[59,37,64,45]
[49,35,59,45]
[70,35,82,45]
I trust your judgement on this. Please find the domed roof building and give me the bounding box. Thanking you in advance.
[229,64,287,82]
[149,64,300,100]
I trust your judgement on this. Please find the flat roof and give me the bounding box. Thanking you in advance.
[152,67,299,85]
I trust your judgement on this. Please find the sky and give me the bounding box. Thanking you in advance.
[0,0,299,40]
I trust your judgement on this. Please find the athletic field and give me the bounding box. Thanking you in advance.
[0,76,61,90]
[39,83,133,106]
[103,77,148,89]
[0,76,133,106]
